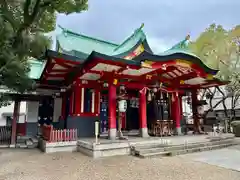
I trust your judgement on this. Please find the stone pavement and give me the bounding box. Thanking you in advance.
[0,148,239,180]
[81,133,234,146]
[181,145,240,172]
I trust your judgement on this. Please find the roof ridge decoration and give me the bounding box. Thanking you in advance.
[167,34,191,51]
[58,25,119,47]
[113,23,146,52]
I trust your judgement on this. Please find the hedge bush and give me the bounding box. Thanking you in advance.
[231,121,240,137]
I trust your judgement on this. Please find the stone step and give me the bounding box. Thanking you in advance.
[135,142,238,159]
[16,143,28,149]
[134,139,234,154]
[16,136,39,149]
[30,137,38,144]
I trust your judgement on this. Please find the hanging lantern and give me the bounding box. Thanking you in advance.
[176,92,179,97]
[166,92,169,98]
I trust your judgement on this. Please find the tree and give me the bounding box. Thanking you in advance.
[224,25,240,121]
[0,0,88,105]
[190,24,240,124]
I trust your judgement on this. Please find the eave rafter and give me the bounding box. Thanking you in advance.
[43,57,80,81]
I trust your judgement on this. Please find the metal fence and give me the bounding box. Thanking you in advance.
[0,126,11,145]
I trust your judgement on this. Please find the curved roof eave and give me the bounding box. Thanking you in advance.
[112,39,153,58]
[56,26,119,55]
[113,39,144,58]
[133,50,219,75]
[66,51,141,84]
[111,23,152,55]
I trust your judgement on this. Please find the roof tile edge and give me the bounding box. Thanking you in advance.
[57,25,119,47]
[113,23,146,51]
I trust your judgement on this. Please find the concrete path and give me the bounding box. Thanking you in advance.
[181,145,240,172]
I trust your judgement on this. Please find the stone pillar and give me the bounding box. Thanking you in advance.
[171,93,181,135]
[108,84,116,140]
[11,100,20,147]
[139,90,149,137]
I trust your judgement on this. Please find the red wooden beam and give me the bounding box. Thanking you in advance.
[45,74,66,78]
[51,69,68,73]
[54,59,74,69]
[42,59,56,82]
[171,72,197,85]
[45,58,80,80]
[55,57,81,66]
[72,59,100,83]
[71,56,142,84]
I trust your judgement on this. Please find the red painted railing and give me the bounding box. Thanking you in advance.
[41,125,78,142]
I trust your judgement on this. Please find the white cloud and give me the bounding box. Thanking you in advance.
[147,37,174,53]
[55,0,240,53]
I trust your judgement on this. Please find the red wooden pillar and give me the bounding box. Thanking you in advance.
[74,83,81,116]
[139,90,149,137]
[108,84,116,139]
[94,90,100,115]
[11,100,20,147]
[179,95,183,117]
[171,93,182,135]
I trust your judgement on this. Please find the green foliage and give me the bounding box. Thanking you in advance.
[190,24,230,69]
[190,23,240,80]
[191,24,240,115]
[0,0,88,106]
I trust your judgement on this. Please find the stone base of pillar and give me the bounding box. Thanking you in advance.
[175,127,182,135]
[9,144,16,148]
[108,128,116,140]
[139,128,149,138]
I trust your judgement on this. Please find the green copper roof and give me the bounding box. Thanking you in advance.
[168,35,190,51]
[111,23,146,55]
[161,35,200,59]
[57,25,119,56]
[55,26,217,72]
[56,24,147,57]
[28,58,46,79]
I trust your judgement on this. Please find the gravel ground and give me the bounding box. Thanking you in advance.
[0,149,239,180]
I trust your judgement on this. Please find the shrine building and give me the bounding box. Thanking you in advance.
[6,24,226,145]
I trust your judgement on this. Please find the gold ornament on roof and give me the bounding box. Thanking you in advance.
[185,34,190,40]
[180,80,185,84]
[146,75,152,80]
